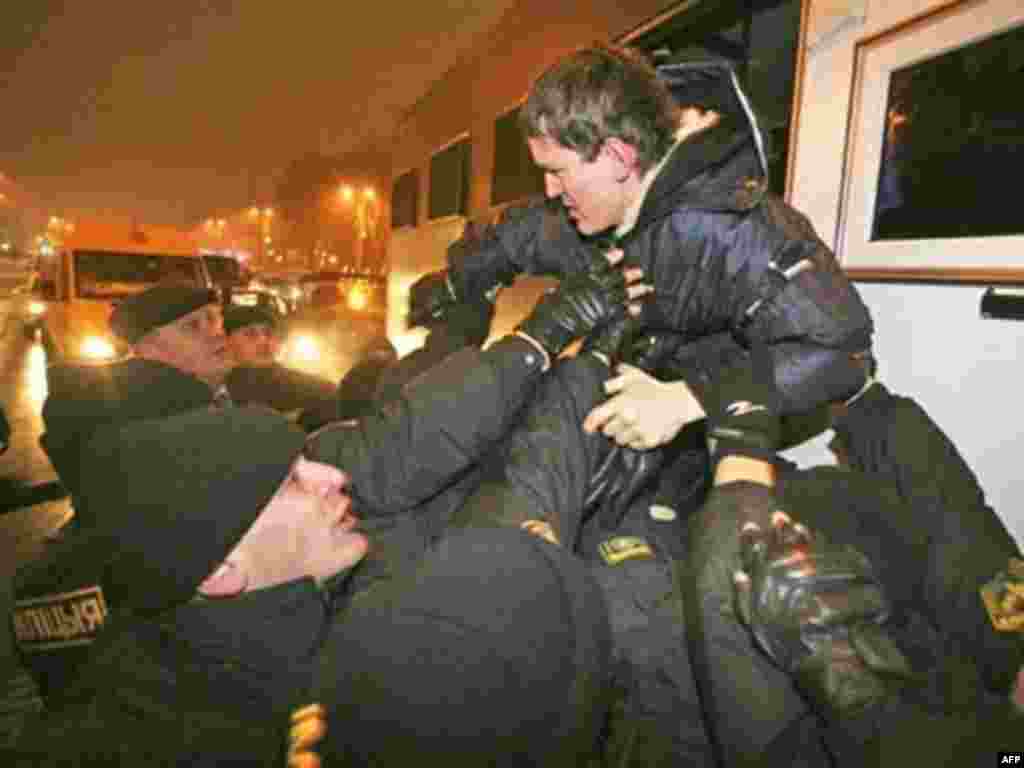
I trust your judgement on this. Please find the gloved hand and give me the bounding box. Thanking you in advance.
[446,201,543,301]
[581,313,639,367]
[703,344,781,465]
[516,257,638,362]
[407,269,456,329]
[624,331,688,375]
[733,511,913,721]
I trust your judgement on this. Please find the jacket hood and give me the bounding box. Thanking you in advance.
[629,119,767,236]
[657,57,769,178]
[622,58,771,237]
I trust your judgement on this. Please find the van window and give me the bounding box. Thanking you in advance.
[429,137,471,220]
[391,169,419,229]
[491,106,544,206]
[74,250,204,300]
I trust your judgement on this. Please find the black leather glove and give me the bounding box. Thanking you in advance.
[407,269,456,329]
[734,513,913,722]
[516,259,630,361]
[580,313,639,366]
[704,344,781,465]
[624,331,689,375]
[446,203,539,301]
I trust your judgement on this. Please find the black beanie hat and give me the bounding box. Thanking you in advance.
[305,528,612,767]
[109,282,219,344]
[77,405,306,617]
[224,304,279,336]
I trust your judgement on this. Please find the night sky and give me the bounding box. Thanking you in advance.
[0,1,515,228]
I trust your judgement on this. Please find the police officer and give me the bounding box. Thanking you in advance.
[223,304,284,366]
[222,303,350,430]
[8,407,612,767]
[40,283,231,517]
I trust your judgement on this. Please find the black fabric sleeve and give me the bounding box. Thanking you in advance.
[833,383,1024,694]
[304,336,546,516]
[446,197,597,299]
[682,481,813,765]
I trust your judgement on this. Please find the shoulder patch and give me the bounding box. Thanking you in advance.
[981,558,1024,632]
[12,585,108,651]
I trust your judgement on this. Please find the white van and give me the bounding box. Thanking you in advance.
[28,219,212,363]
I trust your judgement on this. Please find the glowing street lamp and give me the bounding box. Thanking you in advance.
[248,206,274,268]
[336,183,378,272]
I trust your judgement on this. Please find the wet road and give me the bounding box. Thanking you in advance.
[0,271,73,585]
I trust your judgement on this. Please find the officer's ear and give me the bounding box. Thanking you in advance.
[601,137,640,182]
[197,560,248,598]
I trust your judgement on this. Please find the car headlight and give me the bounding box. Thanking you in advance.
[80,336,117,360]
[28,301,46,316]
[347,284,369,311]
[286,333,321,363]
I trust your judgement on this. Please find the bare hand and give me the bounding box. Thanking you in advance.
[583,363,705,450]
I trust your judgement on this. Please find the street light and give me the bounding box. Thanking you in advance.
[248,206,274,269]
[336,183,378,272]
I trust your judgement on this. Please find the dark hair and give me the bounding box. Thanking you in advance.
[520,43,680,174]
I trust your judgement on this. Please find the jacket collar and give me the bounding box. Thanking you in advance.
[616,120,762,242]
[171,577,329,672]
[615,123,690,239]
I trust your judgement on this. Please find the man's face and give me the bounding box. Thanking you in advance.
[139,303,230,386]
[528,135,629,235]
[227,323,280,366]
[231,456,366,590]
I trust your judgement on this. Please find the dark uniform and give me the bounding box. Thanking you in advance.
[8,334,555,766]
[451,354,715,766]
[685,382,1024,766]
[222,302,395,430]
[40,358,216,508]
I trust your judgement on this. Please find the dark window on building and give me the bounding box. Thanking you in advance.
[391,169,419,229]
[631,0,802,198]
[491,107,545,205]
[872,23,1024,241]
[429,138,471,219]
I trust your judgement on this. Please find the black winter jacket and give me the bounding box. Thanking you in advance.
[832,382,1024,694]
[9,336,548,766]
[9,579,327,767]
[448,120,873,413]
